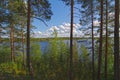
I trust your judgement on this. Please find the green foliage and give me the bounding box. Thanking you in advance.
[61,0,71,5]
[78,44,92,80]
[8,0,25,14]
[80,44,89,59]
[0,47,11,63]
[73,42,79,62]
[29,43,42,76]
[94,38,114,80]
[0,39,115,80]
[39,40,69,80]
[30,43,42,62]
[47,29,59,60]
[33,32,70,80]
[0,62,17,74]
[31,0,53,20]
[15,51,25,70]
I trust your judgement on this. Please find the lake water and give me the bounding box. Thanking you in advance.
[0,39,95,54]
[39,39,94,54]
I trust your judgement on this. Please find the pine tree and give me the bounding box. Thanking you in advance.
[97,0,104,80]
[26,0,31,75]
[69,0,74,80]
[105,0,108,80]
[114,0,119,80]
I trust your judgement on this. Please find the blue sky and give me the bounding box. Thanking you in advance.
[32,0,80,32]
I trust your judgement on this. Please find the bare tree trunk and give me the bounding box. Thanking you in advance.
[114,0,119,80]
[69,0,74,80]
[0,27,2,43]
[10,23,15,62]
[97,0,103,80]
[105,0,108,80]
[21,24,25,68]
[26,0,31,75]
[91,1,95,80]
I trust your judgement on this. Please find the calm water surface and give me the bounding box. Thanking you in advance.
[39,39,94,54]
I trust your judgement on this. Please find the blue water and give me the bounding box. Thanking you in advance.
[39,39,94,54]
[39,41,49,53]
[0,39,94,54]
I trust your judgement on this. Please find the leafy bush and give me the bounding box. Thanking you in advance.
[0,62,17,74]
[0,47,11,63]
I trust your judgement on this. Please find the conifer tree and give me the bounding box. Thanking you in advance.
[97,0,103,80]
[114,0,119,80]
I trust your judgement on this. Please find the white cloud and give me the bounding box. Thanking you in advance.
[93,20,100,26]
[40,23,83,37]
[32,20,114,38]
[31,31,42,38]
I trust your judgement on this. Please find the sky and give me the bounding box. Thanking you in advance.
[30,0,116,38]
[32,0,80,32]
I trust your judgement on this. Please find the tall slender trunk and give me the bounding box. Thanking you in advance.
[114,0,119,80]
[105,0,108,80]
[26,0,31,75]
[97,0,103,80]
[91,1,95,80]
[21,24,25,67]
[10,23,15,62]
[69,0,74,80]
[0,27,2,43]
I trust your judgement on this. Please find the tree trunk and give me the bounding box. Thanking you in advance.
[105,0,108,80]
[97,0,103,80]
[91,1,95,80]
[114,0,119,80]
[26,0,31,75]
[10,23,15,62]
[21,24,25,68]
[0,27,2,43]
[69,0,74,80]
